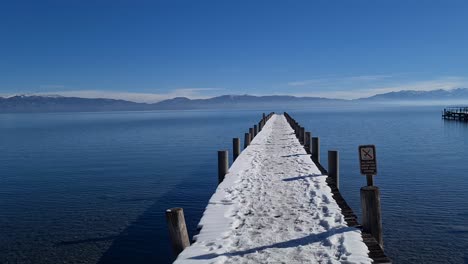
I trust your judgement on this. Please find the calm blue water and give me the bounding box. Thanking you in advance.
[0,107,467,264]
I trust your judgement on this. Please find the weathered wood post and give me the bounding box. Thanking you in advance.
[300,127,305,145]
[218,150,228,184]
[249,127,254,139]
[254,125,258,136]
[165,207,190,256]
[328,150,339,189]
[305,132,311,154]
[360,186,383,248]
[244,133,251,148]
[233,138,240,161]
[312,137,320,163]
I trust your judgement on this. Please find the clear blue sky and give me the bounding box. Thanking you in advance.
[1,0,468,102]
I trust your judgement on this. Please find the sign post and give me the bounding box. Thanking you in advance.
[358,144,384,248]
[359,145,377,186]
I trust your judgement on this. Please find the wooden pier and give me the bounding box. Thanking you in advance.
[167,113,391,263]
[442,106,468,121]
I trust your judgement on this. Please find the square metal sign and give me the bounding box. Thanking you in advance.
[359,145,377,175]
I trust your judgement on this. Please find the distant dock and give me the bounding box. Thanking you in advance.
[167,113,391,263]
[442,107,468,121]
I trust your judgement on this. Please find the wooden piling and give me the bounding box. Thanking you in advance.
[312,137,320,163]
[218,150,228,184]
[233,138,240,161]
[254,125,258,136]
[360,186,383,248]
[305,132,312,154]
[249,127,254,139]
[244,133,251,148]
[328,150,339,189]
[165,207,190,256]
[300,127,305,145]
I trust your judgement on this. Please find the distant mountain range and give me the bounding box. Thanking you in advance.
[1,88,468,112]
[0,95,144,112]
[360,88,468,101]
[155,95,344,110]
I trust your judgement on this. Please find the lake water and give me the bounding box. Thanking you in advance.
[0,107,467,264]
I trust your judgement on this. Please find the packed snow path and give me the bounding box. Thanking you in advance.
[175,114,372,264]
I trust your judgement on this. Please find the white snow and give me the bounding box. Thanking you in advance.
[174,114,372,264]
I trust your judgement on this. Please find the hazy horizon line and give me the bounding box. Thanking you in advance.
[1,87,468,105]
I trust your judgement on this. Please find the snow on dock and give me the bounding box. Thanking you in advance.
[174,114,372,264]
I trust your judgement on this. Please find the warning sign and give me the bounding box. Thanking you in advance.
[359,145,377,175]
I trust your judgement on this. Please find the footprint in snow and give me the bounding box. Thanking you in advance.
[322,194,330,204]
[322,206,330,215]
[320,219,331,229]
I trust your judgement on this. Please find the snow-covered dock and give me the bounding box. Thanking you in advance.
[174,114,377,264]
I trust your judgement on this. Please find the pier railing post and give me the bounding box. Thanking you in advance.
[233,138,240,161]
[244,133,251,148]
[360,186,383,248]
[328,150,339,189]
[300,127,305,145]
[312,137,320,163]
[218,150,228,184]
[165,207,190,256]
[305,132,312,154]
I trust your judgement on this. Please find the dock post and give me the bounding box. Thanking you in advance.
[254,125,258,136]
[300,127,305,145]
[165,207,190,256]
[360,186,383,248]
[233,138,240,161]
[218,150,228,184]
[249,127,254,139]
[328,150,339,189]
[305,132,311,154]
[244,133,251,148]
[312,137,320,163]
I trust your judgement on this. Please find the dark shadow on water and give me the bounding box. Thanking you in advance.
[282,174,321,182]
[97,172,215,264]
[189,226,354,260]
[55,235,119,246]
[118,196,161,202]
